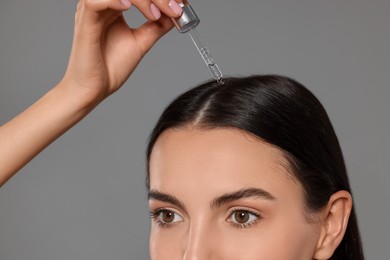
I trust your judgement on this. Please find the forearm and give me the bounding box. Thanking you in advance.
[0,0,177,187]
[0,82,99,187]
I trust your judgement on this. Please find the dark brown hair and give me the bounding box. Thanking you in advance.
[146,75,364,260]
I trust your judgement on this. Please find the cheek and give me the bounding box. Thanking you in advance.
[214,219,318,260]
[251,215,319,259]
[149,223,186,260]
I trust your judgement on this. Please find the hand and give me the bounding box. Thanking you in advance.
[0,0,184,186]
[60,0,183,105]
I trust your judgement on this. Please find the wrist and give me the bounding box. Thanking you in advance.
[54,79,105,112]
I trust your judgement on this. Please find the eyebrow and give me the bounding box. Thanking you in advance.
[211,188,276,208]
[148,187,276,211]
[148,190,187,212]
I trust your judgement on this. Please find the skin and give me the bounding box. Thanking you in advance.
[149,127,325,260]
[0,1,353,259]
[0,0,182,186]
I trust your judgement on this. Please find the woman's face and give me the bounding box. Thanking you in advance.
[148,127,322,260]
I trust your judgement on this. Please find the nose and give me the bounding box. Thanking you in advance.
[182,222,214,260]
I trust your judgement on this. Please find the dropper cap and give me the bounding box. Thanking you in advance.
[172,0,200,33]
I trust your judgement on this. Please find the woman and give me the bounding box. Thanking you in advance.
[146,76,364,259]
[0,0,364,259]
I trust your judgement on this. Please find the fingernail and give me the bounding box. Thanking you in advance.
[150,3,161,20]
[121,0,132,8]
[168,0,183,16]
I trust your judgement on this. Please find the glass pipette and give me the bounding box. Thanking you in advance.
[188,28,224,85]
[172,0,224,85]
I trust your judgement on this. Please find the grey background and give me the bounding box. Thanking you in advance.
[0,0,389,259]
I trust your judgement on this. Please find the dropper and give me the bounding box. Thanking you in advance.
[171,0,224,85]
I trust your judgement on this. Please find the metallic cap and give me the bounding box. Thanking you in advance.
[172,0,200,33]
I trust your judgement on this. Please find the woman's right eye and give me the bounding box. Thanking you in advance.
[149,209,183,227]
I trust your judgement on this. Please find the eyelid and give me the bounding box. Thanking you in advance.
[149,208,184,228]
[148,198,189,217]
[226,207,261,228]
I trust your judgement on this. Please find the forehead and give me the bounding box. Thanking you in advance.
[149,127,301,200]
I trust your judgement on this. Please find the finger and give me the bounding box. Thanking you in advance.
[77,0,131,27]
[132,15,174,55]
[75,0,131,40]
[152,0,183,18]
[84,0,131,13]
[130,0,182,22]
[127,0,160,21]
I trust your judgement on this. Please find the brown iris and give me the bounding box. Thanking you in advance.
[234,210,250,223]
[161,210,175,223]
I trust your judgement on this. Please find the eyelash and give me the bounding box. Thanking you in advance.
[149,209,182,228]
[226,208,261,229]
[149,208,261,229]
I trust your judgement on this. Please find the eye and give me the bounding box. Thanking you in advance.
[227,209,260,228]
[149,209,183,228]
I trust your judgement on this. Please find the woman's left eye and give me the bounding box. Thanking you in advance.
[227,210,260,228]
